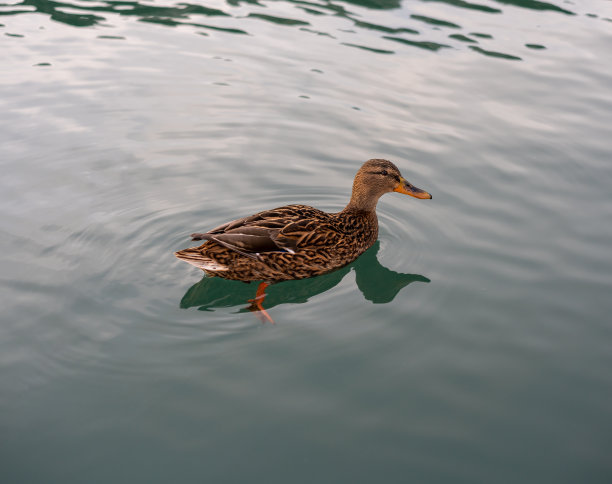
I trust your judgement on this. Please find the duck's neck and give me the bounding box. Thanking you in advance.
[338,204,379,229]
[343,185,383,213]
[339,190,380,228]
[336,203,379,248]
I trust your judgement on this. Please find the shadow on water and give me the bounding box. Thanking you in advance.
[1,0,580,60]
[180,241,430,314]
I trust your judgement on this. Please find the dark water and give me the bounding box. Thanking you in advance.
[2,0,612,482]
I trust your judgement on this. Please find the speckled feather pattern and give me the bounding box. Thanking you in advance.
[176,204,378,281]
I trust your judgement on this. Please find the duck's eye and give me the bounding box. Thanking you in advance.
[381,169,388,176]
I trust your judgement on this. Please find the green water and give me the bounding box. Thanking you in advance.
[2,0,612,482]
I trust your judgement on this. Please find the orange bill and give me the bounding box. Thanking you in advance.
[393,177,432,199]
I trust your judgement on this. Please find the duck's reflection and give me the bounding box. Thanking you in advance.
[180,241,429,315]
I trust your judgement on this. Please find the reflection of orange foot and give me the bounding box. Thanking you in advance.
[247,282,274,324]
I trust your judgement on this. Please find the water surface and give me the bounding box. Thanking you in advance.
[2,0,612,482]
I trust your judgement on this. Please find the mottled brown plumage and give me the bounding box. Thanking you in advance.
[175,159,431,282]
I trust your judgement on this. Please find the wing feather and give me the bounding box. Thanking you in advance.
[188,204,343,257]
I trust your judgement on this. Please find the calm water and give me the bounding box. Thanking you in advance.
[2,0,612,482]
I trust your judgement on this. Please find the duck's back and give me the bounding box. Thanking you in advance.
[175,204,379,282]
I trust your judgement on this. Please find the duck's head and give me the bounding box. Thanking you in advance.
[348,159,431,211]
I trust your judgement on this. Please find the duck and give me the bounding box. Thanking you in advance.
[175,159,431,321]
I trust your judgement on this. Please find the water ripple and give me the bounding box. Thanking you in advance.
[0,0,591,61]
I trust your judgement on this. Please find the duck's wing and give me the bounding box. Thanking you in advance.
[189,204,331,260]
[273,217,345,250]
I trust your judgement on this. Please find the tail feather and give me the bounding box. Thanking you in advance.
[175,249,228,271]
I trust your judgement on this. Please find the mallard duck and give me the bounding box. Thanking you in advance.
[175,159,431,320]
